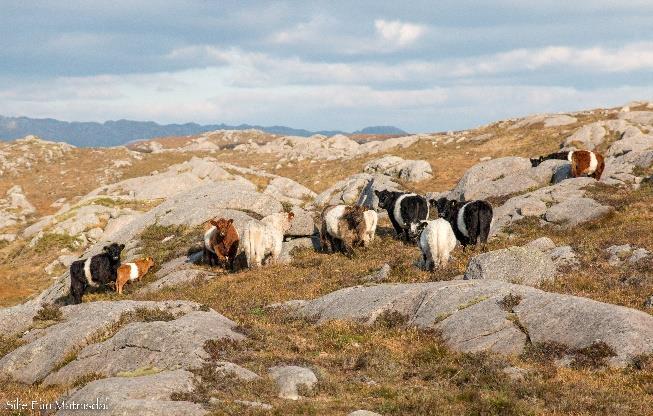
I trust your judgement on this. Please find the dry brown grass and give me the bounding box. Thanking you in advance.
[4,106,653,414]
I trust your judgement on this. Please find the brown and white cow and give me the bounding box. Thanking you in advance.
[568,150,605,180]
[116,257,155,294]
[204,218,240,270]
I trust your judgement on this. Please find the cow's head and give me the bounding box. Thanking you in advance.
[103,243,125,261]
[374,190,401,209]
[436,198,458,220]
[210,218,234,238]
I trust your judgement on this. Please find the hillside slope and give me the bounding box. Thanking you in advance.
[1,102,652,415]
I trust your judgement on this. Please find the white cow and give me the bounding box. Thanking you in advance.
[241,212,294,268]
[417,219,457,271]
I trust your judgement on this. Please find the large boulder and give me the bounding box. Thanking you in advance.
[544,197,614,227]
[0,301,205,384]
[564,122,607,149]
[268,365,318,400]
[464,246,556,286]
[356,175,403,210]
[55,370,206,416]
[607,133,653,157]
[286,207,316,237]
[363,155,433,182]
[314,173,403,208]
[291,280,653,366]
[264,177,317,206]
[448,157,535,201]
[618,111,653,126]
[43,310,244,386]
[86,157,255,200]
[491,177,606,234]
[509,114,577,130]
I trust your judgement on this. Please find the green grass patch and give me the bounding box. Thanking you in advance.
[31,233,81,254]
[139,223,205,269]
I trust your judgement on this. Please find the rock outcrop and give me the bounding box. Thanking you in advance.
[290,280,653,366]
[56,370,206,416]
[363,155,433,182]
[464,246,556,286]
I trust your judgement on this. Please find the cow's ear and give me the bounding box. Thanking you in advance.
[119,244,125,251]
[288,212,295,219]
[210,219,218,226]
[227,219,234,225]
[103,245,110,252]
[374,190,381,197]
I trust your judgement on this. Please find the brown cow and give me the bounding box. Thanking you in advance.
[116,257,155,295]
[204,218,240,270]
[568,150,605,180]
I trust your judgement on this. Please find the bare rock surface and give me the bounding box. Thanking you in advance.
[544,197,613,227]
[264,177,317,206]
[0,300,208,384]
[363,155,433,182]
[55,370,206,416]
[356,175,403,210]
[268,365,318,400]
[87,157,255,200]
[291,280,653,366]
[564,122,607,149]
[314,173,398,207]
[447,157,538,201]
[464,246,556,286]
[43,310,243,386]
[491,177,609,234]
[286,207,316,237]
[509,114,577,130]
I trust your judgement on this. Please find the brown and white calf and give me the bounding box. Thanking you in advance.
[116,257,155,294]
[204,218,240,270]
[568,150,605,180]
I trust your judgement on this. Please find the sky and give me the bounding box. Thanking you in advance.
[1,0,652,132]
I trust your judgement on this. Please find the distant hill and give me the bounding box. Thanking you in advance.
[0,115,406,147]
[353,126,408,135]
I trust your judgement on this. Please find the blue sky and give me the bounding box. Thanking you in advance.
[1,0,652,132]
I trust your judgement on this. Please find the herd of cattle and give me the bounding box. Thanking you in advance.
[67,148,605,303]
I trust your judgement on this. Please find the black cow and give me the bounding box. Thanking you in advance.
[70,243,125,304]
[530,151,570,167]
[374,190,429,242]
[435,198,493,250]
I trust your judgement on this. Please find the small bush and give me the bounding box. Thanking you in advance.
[572,341,616,369]
[374,310,409,329]
[522,341,569,364]
[120,308,176,323]
[497,293,522,312]
[34,303,63,322]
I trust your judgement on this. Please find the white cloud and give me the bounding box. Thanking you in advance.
[374,19,427,47]
[3,41,653,131]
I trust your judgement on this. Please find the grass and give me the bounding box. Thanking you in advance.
[129,216,653,414]
[0,335,25,358]
[30,233,81,254]
[82,197,163,211]
[4,105,653,414]
[139,223,205,270]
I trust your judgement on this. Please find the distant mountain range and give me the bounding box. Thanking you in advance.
[0,115,407,147]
